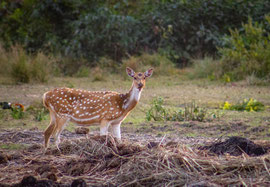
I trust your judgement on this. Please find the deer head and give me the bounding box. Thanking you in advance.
[126,67,153,91]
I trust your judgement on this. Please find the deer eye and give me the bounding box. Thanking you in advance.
[134,77,137,80]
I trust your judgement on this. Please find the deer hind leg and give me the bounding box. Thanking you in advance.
[100,119,110,136]
[111,123,121,140]
[44,111,56,150]
[52,116,69,152]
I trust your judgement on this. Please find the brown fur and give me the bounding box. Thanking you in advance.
[43,67,153,150]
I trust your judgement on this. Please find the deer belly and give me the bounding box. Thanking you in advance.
[69,113,101,125]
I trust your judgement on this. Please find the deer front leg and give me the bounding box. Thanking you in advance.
[100,120,110,136]
[111,122,121,140]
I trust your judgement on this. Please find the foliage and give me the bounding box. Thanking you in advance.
[146,97,217,122]
[11,107,24,119]
[179,102,208,122]
[191,16,270,81]
[10,47,31,83]
[68,6,141,61]
[221,98,265,112]
[134,0,270,63]
[26,101,49,121]
[146,97,169,121]
[75,66,90,78]
[30,52,53,82]
[0,45,54,83]
[1,0,270,66]
[218,16,270,80]
[34,108,47,121]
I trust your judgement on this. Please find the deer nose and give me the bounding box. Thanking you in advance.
[138,83,143,88]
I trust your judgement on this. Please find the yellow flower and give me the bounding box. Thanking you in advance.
[223,101,231,110]
[226,76,231,83]
[247,98,254,106]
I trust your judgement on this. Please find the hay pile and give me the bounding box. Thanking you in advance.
[1,135,270,186]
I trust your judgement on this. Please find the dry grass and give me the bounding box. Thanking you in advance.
[1,134,270,186]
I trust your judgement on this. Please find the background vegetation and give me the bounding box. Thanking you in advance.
[0,0,270,82]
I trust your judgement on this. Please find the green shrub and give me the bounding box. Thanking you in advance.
[0,45,10,76]
[145,0,270,63]
[146,97,169,121]
[183,102,208,122]
[2,45,54,83]
[26,100,49,121]
[221,98,265,112]
[75,66,90,77]
[2,0,270,65]
[146,97,217,122]
[10,46,31,83]
[11,107,24,119]
[218,16,270,80]
[30,52,53,83]
[35,108,47,121]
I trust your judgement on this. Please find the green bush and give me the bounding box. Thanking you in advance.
[192,16,270,81]
[26,100,49,121]
[0,45,10,76]
[2,45,54,83]
[30,52,53,82]
[146,97,169,121]
[10,46,31,83]
[144,0,270,63]
[218,16,270,80]
[146,97,217,122]
[11,107,24,119]
[75,66,90,78]
[1,0,270,66]
[221,98,265,112]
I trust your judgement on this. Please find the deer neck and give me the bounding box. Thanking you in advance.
[122,83,142,111]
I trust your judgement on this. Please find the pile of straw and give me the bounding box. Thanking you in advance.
[1,135,270,186]
[52,136,270,186]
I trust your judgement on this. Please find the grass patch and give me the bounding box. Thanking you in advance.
[0,74,270,140]
[0,143,27,150]
[190,57,222,80]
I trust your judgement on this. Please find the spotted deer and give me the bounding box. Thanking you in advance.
[43,67,153,150]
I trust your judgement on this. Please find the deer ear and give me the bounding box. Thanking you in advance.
[126,67,135,77]
[144,68,153,78]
